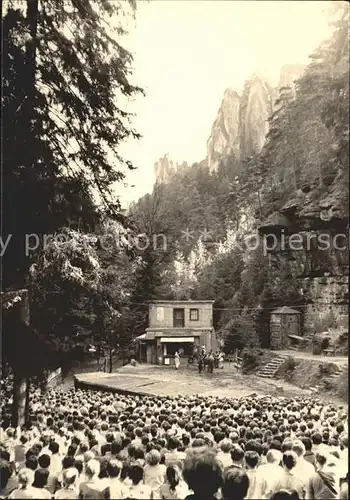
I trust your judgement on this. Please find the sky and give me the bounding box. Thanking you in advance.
[114,0,333,205]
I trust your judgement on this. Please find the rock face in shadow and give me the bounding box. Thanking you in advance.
[258,183,348,336]
[206,65,306,171]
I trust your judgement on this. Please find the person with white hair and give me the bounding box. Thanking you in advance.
[216,439,233,469]
[292,439,315,488]
[8,468,36,499]
[78,459,107,500]
[54,468,79,499]
[267,451,305,500]
[256,449,284,493]
[144,449,166,497]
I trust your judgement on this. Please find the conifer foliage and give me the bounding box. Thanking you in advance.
[2,0,142,288]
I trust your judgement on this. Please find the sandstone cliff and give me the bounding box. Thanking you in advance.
[207,65,306,171]
[207,88,241,172]
[239,74,273,160]
[258,183,349,335]
[154,154,188,184]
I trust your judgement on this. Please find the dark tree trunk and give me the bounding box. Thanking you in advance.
[109,348,113,373]
[11,290,31,427]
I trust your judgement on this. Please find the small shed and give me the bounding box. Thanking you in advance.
[270,306,302,350]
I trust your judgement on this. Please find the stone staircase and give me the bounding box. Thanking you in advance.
[256,354,289,379]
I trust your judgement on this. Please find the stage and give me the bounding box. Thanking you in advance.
[73,362,258,398]
[72,363,312,399]
[74,370,166,397]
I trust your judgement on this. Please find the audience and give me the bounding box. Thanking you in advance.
[0,385,348,499]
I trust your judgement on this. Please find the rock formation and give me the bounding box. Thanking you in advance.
[258,181,348,336]
[207,65,306,171]
[154,154,188,184]
[207,88,241,172]
[239,74,273,160]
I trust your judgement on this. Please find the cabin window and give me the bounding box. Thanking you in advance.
[156,307,164,322]
[190,308,199,321]
[173,308,185,327]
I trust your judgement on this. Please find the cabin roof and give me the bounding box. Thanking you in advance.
[149,300,214,304]
[271,306,301,315]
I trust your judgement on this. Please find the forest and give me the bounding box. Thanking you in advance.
[2,1,349,372]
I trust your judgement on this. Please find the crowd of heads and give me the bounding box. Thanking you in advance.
[0,385,348,499]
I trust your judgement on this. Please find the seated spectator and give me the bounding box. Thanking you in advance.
[339,433,348,482]
[244,450,269,499]
[127,464,152,499]
[38,453,59,495]
[79,459,107,499]
[14,435,28,465]
[31,469,51,499]
[165,437,186,467]
[269,452,305,500]
[222,467,249,500]
[269,490,300,500]
[256,449,284,493]
[1,460,18,497]
[229,444,245,469]
[306,451,339,499]
[159,464,189,499]
[183,448,223,500]
[24,455,38,472]
[291,440,315,488]
[54,467,79,499]
[106,459,127,499]
[216,439,233,469]
[311,433,326,455]
[49,441,62,475]
[0,459,12,499]
[8,468,36,499]
[144,449,166,496]
[301,437,316,470]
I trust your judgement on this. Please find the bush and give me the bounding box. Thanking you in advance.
[318,363,337,377]
[241,349,260,374]
[284,357,298,372]
[276,356,298,381]
[336,371,348,402]
[321,337,331,350]
[323,379,336,392]
[335,331,348,355]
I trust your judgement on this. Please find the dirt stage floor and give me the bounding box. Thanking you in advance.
[74,362,326,400]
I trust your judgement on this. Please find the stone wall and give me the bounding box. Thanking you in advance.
[259,178,349,340]
[300,276,348,333]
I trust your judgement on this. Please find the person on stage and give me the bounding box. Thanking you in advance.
[198,353,204,374]
[174,351,180,370]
